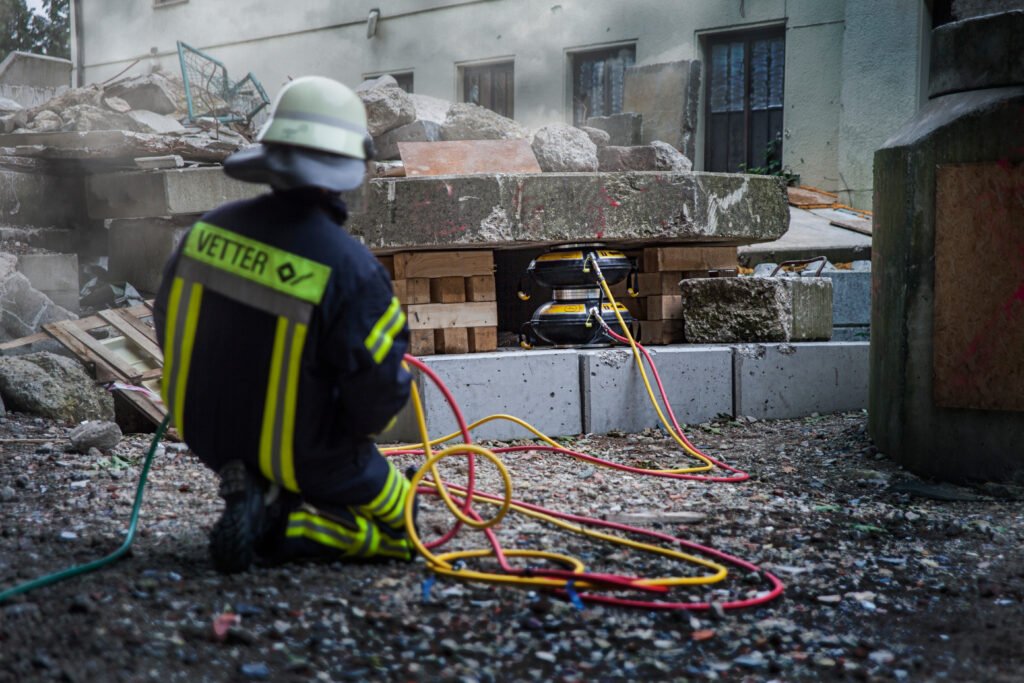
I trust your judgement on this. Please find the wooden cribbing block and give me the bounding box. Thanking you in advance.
[465,275,496,302]
[642,246,737,273]
[468,327,497,352]
[640,320,684,345]
[646,295,684,321]
[430,276,467,303]
[406,302,498,330]
[434,328,469,354]
[376,255,396,278]
[405,278,431,304]
[391,280,407,303]
[409,329,435,356]
[393,250,494,280]
[637,271,684,295]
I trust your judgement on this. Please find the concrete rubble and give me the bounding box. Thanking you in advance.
[0,351,114,422]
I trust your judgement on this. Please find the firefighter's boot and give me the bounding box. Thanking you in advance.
[210,460,267,574]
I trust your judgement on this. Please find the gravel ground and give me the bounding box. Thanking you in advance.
[1,409,1023,682]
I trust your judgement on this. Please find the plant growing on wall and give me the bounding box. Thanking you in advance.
[742,136,798,185]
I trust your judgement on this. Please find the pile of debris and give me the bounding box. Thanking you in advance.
[0,70,252,165]
[355,74,692,175]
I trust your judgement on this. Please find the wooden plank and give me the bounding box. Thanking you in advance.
[465,275,496,302]
[637,271,684,295]
[829,217,873,236]
[393,251,494,280]
[97,309,163,362]
[44,321,142,381]
[376,255,396,278]
[787,185,838,208]
[406,302,498,330]
[391,279,407,303]
[467,326,498,353]
[399,139,542,176]
[646,295,684,321]
[405,278,431,304]
[642,246,737,273]
[639,320,684,345]
[409,329,435,356]
[434,327,469,354]
[429,276,467,304]
[0,302,155,353]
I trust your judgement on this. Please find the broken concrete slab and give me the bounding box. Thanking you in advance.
[0,160,92,229]
[598,145,660,172]
[60,104,139,132]
[410,93,450,124]
[650,141,692,172]
[102,73,178,115]
[586,113,642,146]
[86,167,789,250]
[106,216,192,293]
[680,277,833,343]
[440,102,529,141]
[127,110,187,135]
[0,351,115,422]
[0,129,244,165]
[0,270,77,341]
[531,124,598,172]
[360,83,416,137]
[580,126,611,148]
[374,119,441,160]
[623,60,701,161]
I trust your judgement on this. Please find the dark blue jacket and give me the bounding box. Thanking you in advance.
[154,189,411,493]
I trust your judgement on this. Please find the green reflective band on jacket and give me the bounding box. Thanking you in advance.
[184,221,331,305]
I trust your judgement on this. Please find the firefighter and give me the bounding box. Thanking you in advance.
[153,76,415,573]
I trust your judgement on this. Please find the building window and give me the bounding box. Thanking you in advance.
[462,61,514,118]
[571,45,636,126]
[705,30,785,173]
[364,71,413,93]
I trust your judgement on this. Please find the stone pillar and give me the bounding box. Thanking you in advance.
[870,11,1024,482]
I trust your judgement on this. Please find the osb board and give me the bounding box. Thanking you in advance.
[398,140,541,176]
[933,162,1024,412]
[787,185,837,208]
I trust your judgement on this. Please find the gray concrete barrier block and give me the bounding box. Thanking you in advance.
[580,345,732,433]
[107,216,193,294]
[380,349,581,444]
[733,341,869,419]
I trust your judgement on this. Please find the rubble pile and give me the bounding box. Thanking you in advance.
[0,70,252,164]
[355,74,692,173]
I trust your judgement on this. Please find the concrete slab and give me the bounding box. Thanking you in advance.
[738,207,871,267]
[733,341,869,419]
[579,346,732,433]
[86,168,789,249]
[17,253,78,312]
[381,349,581,443]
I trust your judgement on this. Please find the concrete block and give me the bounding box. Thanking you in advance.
[380,349,581,443]
[0,52,71,89]
[0,165,89,229]
[107,216,192,293]
[803,267,871,329]
[733,342,869,419]
[17,253,79,313]
[622,60,701,160]
[374,119,441,160]
[680,277,833,343]
[579,346,733,433]
[585,113,642,146]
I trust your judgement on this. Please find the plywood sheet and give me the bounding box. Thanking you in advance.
[398,140,541,176]
[933,162,1024,412]
[787,185,837,208]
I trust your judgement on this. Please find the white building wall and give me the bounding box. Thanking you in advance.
[73,0,922,208]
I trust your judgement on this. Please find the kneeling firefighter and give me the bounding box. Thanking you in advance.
[154,76,415,573]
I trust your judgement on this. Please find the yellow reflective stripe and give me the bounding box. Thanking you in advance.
[364,297,404,364]
[286,511,362,551]
[173,283,203,441]
[160,277,184,408]
[260,317,289,484]
[184,222,331,305]
[364,463,400,513]
[279,322,306,492]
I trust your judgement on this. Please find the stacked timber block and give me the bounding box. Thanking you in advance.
[377,250,498,356]
[610,246,739,345]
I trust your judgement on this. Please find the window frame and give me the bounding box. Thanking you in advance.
[459,59,515,118]
[567,43,637,127]
[703,27,786,173]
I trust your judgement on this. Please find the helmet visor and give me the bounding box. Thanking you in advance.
[223,144,366,192]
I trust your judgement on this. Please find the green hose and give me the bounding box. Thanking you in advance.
[0,416,171,605]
